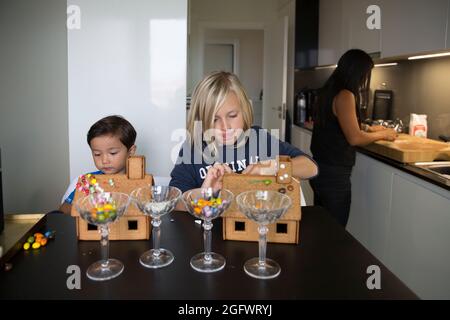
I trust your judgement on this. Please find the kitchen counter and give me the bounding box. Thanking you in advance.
[356,147,450,191]
[292,124,449,191]
[0,208,417,300]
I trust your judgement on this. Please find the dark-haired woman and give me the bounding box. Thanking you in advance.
[310,49,397,227]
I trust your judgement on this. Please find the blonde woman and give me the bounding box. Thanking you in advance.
[169,71,318,195]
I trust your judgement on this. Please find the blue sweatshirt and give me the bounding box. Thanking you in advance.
[169,126,313,193]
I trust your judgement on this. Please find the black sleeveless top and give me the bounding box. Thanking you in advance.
[311,96,356,168]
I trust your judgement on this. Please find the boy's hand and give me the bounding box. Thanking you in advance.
[242,159,277,176]
[201,163,233,190]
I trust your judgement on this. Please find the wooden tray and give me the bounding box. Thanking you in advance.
[363,134,450,163]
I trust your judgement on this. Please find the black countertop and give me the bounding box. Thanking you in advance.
[0,208,418,300]
[293,124,450,191]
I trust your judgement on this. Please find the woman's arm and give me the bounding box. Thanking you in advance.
[334,90,397,146]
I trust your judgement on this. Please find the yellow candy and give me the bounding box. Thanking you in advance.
[23,243,30,250]
[91,178,97,184]
[32,242,41,249]
[104,204,113,211]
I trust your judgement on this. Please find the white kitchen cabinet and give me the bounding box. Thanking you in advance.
[291,125,314,205]
[387,173,450,299]
[344,0,381,54]
[347,151,450,299]
[318,0,347,66]
[347,153,394,260]
[380,0,448,58]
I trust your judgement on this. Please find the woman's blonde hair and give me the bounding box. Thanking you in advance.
[187,71,254,148]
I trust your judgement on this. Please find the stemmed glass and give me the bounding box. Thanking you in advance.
[182,188,233,273]
[75,192,130,281]
[236,190,292,279]
[133,186,181,268]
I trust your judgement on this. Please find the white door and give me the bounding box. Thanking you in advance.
[204,44,234,74]
[262,16,288,141]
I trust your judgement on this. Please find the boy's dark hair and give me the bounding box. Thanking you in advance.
[87,115,137,150]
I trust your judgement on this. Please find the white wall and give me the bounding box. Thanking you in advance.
[188,0,279,94]
[0,0,69,214]
[67,0,187,181]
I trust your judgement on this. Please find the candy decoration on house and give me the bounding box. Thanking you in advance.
[70,156,153,240]
[222,156,302,244]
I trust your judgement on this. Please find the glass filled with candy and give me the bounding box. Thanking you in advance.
[132,186,181,268]
[236,190,291,279]
[182,188,233,272]
[75,192,130,281]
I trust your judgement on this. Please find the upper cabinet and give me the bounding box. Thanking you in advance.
[344,0,381,54]
[447,2,450,49]
[318,0,346,65]
[317,0,450,64]
[295,0,319,69]
[380,0,449,58]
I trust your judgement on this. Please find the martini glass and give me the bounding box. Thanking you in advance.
[236,190,291,279]
[75,192,130,281]
[182,188,233,272]
[133,186,181,268]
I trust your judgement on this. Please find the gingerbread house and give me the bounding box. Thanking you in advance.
[70,156,152,240]
[222,156,302,244]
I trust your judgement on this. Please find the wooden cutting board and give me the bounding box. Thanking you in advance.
[363,134,450,163]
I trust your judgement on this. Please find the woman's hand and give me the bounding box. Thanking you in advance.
[368,125,385,132]
[201,163,233,190]
[380,128,398,141]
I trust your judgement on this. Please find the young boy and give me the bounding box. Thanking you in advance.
[59,115,137,214]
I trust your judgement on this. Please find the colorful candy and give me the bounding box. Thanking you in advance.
[76,174,105,196]
[87,196,118,224]
[23,230,55,251]
[190,196,229,218]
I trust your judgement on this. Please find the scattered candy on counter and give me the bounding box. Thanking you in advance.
[23,230,56,251]
[190,196,229,218]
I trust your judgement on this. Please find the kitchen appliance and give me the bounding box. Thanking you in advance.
[294,88,317,126]
[372,90,394,120]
